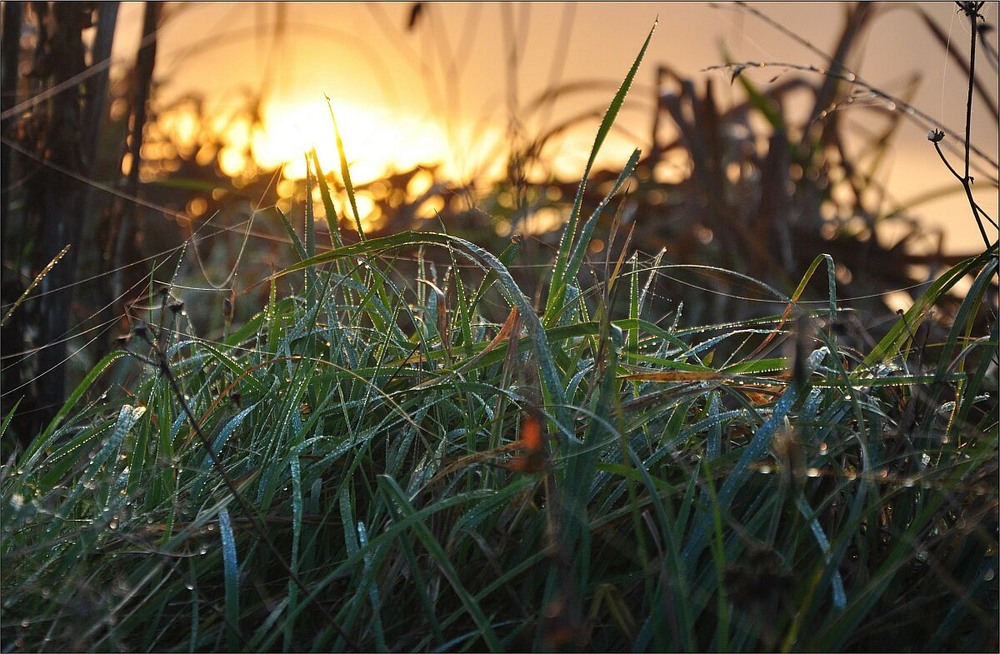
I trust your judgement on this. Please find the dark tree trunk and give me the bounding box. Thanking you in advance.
[82,2,120,362]
[82,3,118,165]
[0,3,119,448]
[30,2,90,443]
[1,2,23,247]
[101,1,159,345]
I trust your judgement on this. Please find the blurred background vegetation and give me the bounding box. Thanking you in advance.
[1,2,997,446]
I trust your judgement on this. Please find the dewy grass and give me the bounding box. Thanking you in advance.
[2,18,998,654]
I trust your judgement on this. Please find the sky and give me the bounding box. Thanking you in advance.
[111,2,999,254]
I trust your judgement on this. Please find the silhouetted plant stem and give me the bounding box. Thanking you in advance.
[932,2,996,251]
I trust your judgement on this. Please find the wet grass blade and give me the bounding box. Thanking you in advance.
[270,230,571,433]
[325,95,365,240]
[546,20,656,325]
[310,148,343,248]
[865,243,997,366]
[378,475,503,652]
[28,350,127,460]
[218,507,241,651]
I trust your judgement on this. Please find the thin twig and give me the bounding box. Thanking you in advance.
[959,2,994,248]
[927,2,997,250]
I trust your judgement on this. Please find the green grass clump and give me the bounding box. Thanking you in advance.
[2,20,997,653]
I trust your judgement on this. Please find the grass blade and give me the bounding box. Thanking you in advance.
[218,507,241,651]
[546,21,657,324]
[377,475,503,652]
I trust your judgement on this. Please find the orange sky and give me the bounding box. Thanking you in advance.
[111,2,998,254]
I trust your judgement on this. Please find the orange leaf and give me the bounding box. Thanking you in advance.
[507,411,547,474]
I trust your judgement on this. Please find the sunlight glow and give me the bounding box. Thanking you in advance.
[251,100,454,186]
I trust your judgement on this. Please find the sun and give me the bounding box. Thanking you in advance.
[243,97,516,231]
[251,99,452,186]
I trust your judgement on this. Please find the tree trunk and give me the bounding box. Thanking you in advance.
[0,3,118,447]
[1,1,23,247]
[102,1,159,347]
[31,2,90,443]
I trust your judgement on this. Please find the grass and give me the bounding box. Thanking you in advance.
[2,13,998,653]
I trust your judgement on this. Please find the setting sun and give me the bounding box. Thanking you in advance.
[237,97,516,230]
[251,99,453,185]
